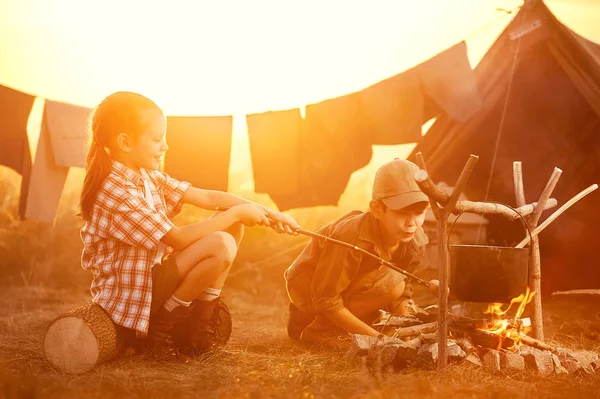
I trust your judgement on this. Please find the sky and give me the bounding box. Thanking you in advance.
[1,0,598,197]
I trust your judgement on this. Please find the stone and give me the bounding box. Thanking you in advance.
[551,353,569,374]
[522,347,554,376]
[447,342,467,363]
[483,350,501,373]
[417,343,439,369]
[570,350,599,374]
[501,351,525,372]
[464,352,483,367]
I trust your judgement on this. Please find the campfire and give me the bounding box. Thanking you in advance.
[475,287,536,351]
[351,289,599,375]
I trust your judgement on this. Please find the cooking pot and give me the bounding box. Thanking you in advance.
[449,204,533,303]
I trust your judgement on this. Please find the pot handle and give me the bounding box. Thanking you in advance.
[447,201,534,255]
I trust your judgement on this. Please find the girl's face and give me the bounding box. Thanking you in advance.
[123,108,168,172]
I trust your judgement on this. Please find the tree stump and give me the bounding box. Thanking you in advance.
[43,303,119,374]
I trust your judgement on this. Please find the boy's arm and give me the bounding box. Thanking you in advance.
[324,308,381,337]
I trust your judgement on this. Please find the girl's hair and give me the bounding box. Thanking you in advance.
[80,91,161,220]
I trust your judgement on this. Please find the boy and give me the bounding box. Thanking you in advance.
[284,158,438,346]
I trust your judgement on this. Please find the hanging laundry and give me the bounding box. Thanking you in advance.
[25,101,91,224]
[246,108,301,196]
[417,41,482,122]
[165,116,233,191]
[0,85,35,219]
[270,92,373,211]
[360,69,424,145]
[45,100,90,168]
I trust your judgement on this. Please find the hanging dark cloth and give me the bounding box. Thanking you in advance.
[246,108,301,196]
[165,116,233,191]
[270,92,373,211]
[25,100,91,224]
[360,68,424,144]
[0,85,35,218]
[417,41,482,122]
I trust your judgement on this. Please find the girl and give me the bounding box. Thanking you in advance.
[80,91,299,360]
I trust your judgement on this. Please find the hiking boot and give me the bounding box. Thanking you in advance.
[147,306,192,360]
[175,297,231,356]
[287,302,315,341]
[300,315,352,351]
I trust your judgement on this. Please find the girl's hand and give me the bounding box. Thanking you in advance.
[266,210,300,235]
[232,204,270,227]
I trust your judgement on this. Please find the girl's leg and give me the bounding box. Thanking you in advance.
[172,224,242,301]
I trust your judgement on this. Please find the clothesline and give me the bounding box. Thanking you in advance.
[1,36,488,225]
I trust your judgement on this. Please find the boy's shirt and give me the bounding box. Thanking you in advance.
[284,210,428,314]
[80,161,190,335]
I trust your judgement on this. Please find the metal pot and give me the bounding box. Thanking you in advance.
[449,204,532,303]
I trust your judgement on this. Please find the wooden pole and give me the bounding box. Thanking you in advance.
[527,167,562,340]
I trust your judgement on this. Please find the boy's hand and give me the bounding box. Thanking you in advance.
[232,204,270,227]
[266,210,300,235]
[427,279,450,297]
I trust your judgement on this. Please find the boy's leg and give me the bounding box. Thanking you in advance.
[299,269,406,348]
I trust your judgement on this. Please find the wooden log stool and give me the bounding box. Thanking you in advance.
[43,303,119,374]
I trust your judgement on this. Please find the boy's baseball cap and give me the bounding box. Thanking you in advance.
[372,158,429,210]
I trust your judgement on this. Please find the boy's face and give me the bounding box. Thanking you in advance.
[372,201,428,244]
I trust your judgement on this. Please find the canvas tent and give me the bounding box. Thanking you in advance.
[409,0,600,294]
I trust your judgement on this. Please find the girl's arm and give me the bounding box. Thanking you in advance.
[182,187,299,233]
[161,204,270,250]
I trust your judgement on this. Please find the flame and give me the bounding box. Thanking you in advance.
[478,287,536,350]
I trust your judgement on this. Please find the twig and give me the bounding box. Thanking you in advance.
[515,184,598,248]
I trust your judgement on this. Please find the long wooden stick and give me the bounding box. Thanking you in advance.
[515,184,598,248]
[216,206,431,287]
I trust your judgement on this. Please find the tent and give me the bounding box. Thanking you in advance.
[409,0,600,294]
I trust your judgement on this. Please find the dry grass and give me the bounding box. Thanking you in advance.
[1,169,600,398]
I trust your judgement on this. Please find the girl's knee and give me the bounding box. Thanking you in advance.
[224,222,244,246]
[210,231,238,266]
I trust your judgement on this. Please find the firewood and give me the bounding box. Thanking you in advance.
[469,329,515,350]
[393,322,438,338]
[44,303,119,374]
[518,333,555,351]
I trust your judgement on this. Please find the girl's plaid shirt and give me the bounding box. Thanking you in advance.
[80,161,190,335]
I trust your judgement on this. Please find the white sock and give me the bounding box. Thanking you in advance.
[196,287,221,302]
[163,295,192,312]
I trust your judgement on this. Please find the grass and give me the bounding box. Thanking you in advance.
[1,168,600,398]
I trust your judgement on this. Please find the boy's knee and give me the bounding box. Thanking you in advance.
[389,281,407,302]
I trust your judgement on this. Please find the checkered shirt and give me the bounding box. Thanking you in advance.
[80,161,190,335]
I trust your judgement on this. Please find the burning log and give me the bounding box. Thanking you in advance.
[469,329,516,350]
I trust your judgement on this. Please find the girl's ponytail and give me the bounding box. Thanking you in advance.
[80,114,112,221]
